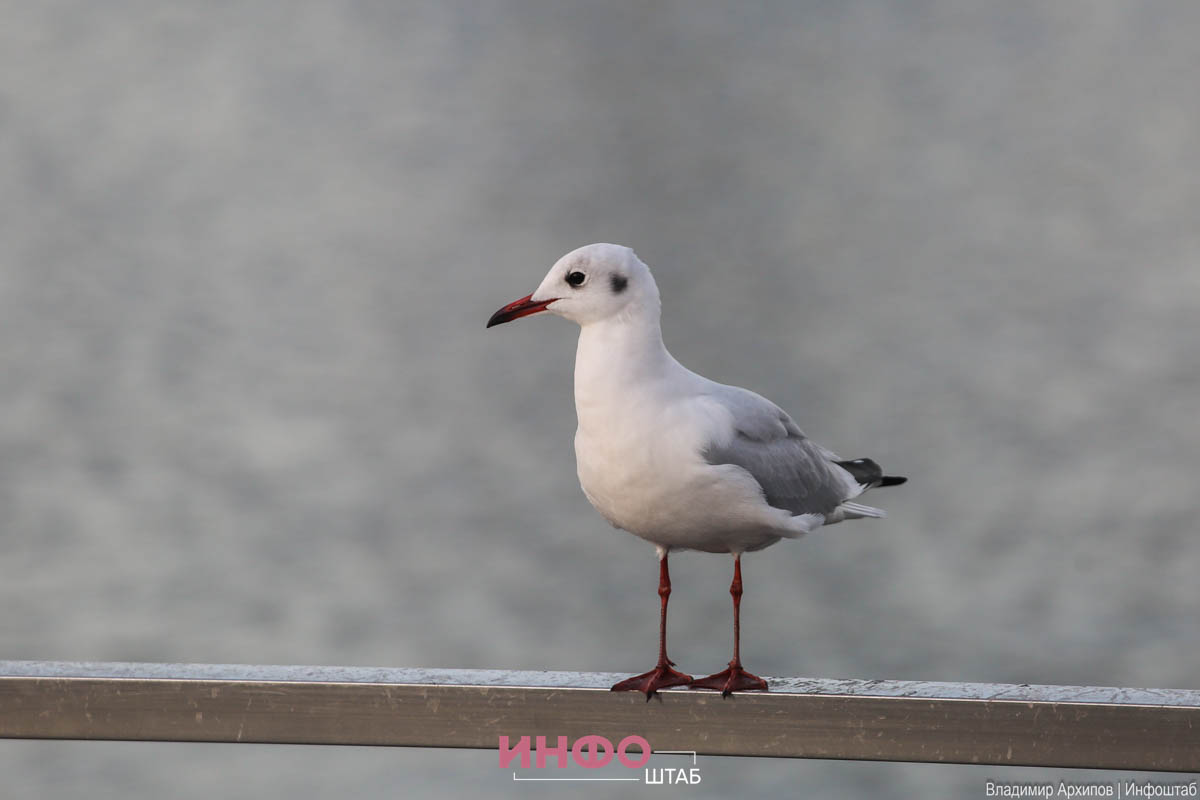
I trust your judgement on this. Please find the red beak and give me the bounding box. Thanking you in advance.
[486,293,555,328]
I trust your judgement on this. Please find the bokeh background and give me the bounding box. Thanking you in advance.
[3,1,1198,797]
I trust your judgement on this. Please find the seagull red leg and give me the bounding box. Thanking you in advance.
[689,554,769,696]
[611,550,692,699]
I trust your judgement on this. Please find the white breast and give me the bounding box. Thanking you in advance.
[574,385,787,553]
[569,313,792,553]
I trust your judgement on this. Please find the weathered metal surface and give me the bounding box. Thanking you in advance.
[2,661,1198,771]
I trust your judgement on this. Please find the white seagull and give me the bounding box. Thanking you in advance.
[488,244,906,697]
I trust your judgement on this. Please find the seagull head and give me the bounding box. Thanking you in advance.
[487,243,660,329]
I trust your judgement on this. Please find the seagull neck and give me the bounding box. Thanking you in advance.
[574,314,676,398]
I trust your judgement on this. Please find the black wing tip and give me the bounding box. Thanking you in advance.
[835,459,907,488]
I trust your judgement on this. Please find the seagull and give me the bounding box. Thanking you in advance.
[487,244,906,697]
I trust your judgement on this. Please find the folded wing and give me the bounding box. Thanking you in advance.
[698,384,864,519]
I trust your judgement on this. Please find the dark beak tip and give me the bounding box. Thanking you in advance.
[486,307,516,329]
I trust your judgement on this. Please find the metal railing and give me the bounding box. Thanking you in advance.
[2,661,1197,771]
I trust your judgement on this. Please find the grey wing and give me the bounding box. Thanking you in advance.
[700,386,853,517]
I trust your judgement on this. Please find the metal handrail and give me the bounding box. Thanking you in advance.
[2,661,1198,771]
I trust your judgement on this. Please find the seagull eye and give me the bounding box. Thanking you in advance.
[565,271,587,287]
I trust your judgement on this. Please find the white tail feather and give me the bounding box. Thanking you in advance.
[838,501,886,519]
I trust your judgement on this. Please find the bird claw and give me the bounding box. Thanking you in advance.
[688,663,769,696]
[611,663,693,699]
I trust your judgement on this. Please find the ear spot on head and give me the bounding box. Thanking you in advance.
[610,274,628,294]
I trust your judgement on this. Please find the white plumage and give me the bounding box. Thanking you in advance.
[488,243,905,696]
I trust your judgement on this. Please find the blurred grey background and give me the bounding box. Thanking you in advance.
[2,1,1198,797]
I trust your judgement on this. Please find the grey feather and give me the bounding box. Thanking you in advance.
[699,385,852,517]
